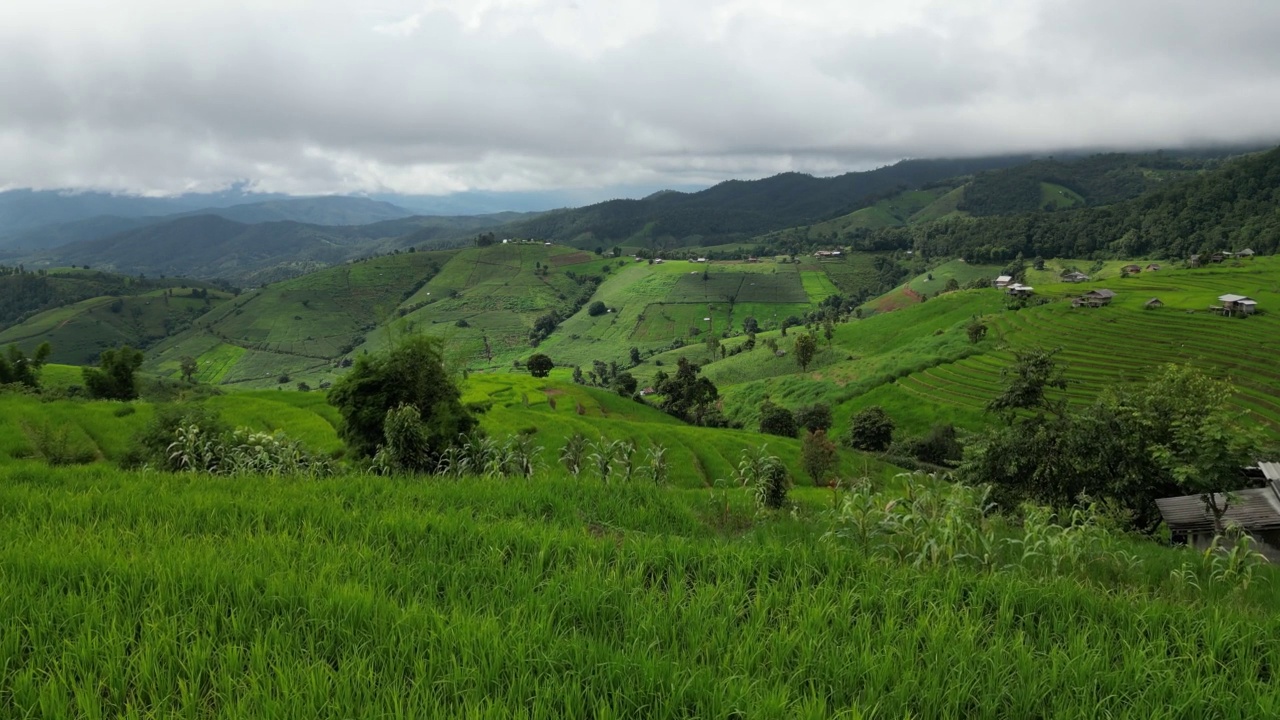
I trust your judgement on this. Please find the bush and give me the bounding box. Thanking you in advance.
[23,420,97,466]
[795,403,833,433]
[801,429,838,486]
[527,353,554,378]
[758,400,798,438]
[587,301,607,317]
[135,404,230,471]
[328,335,476,461]
[849,406,895,452]
[83,346,143,400]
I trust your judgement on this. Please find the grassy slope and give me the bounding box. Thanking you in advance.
[0,288,232,364]
[0,368,899,488]
[145,251,455,387]
[2,466,1279,717]
[809,257,1280,438]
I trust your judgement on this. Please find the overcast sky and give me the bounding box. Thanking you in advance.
[2,0,1278,196]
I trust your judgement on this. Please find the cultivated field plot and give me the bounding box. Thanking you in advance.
[668,272,808,304]
[631,303,735,342]
[876,263,1280,435]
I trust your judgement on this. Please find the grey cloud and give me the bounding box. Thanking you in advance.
[0,0,1277,195]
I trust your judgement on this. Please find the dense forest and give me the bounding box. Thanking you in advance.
[847,147,1280,261]
[0,266,230,331]
[955,150,1228,216]
[497,156,1032,247]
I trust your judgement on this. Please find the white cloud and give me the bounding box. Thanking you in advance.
[0,0,1277,195]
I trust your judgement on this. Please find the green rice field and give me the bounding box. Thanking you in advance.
[1,466,1278,718]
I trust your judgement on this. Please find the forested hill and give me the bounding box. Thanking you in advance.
[849,146,1280,261]
[23,212,530,283]
[956,150,1232,216]
[494,156,1033,248]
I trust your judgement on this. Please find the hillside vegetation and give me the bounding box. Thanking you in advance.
[2,464,1279,717]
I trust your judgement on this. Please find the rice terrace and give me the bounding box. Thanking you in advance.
[2,41,1280,716]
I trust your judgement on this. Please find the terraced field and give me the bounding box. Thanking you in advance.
[0,288,230,365]
[851,259,1280,435]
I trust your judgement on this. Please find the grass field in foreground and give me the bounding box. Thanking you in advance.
[1,467,1278,718]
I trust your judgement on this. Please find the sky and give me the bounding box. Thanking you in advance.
[2,0,1279,197]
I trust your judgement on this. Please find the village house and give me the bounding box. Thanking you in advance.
[1157,463,1280,562]
[1005,283,1034,297]
[993,275,1014,289]
[1072,289,1116,308]
[1145,263,1161,272]
[1210,252,1226,263]
[1218,294,1258,316]
[813,250,842,259]
[1121,264,1142,274]
[1188,254,1202,268]
[1144,298,1164,310]
[1238,248,1256,257]
[1062,271,1090,283]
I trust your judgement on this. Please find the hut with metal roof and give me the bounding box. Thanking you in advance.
[1156,466,1280,561]
[1218,294,1258,316]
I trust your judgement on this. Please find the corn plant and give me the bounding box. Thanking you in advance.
[558,433,588,478]
[1202,528,1269,592]
[167,423,222,473]
[615,440,637,482]
[644,444,668,485]
[507,435,545,479]
[587,436,618,483]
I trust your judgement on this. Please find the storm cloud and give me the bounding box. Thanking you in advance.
[1,0,1278,195]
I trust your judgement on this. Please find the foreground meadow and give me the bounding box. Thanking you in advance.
[2,465,1278,718]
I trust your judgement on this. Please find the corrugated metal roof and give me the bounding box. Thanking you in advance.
[1086,289,1115,298]
[1156,485,1280,533]
[1219,294,1251,302]
[1260,463,1280,482]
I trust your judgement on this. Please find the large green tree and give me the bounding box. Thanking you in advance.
[794,333,818,372]
[0,342,51,389]
[328,336,476,461]
[83,345,144,400]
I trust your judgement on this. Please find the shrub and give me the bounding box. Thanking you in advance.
[849,406,895,452]
[758,400,798,438]
[795,403,833,433]
[587,301,607,317]
[328,336,476,461]
[801,429,838,486]
[136,404,230,471]
[527,354,554,378]
[83,346,143,400]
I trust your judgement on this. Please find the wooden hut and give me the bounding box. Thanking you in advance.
[1219,294,1258,316]
[1144,298,1164,310]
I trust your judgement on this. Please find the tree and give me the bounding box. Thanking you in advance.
[83,345,144,400]
[966,320,988,344]
[758,400,798,438]
[0,342,51,389]
[987,347,1068,420]
[328,336,476,461]
[655,357,723,426]
[572,365,585,384]
[629,347,641,366]
[848,406,894,452]
[611,371,638,397]
[527,353,554,378]
[795,403,833,433]
[1144,365,1263,534]
[179,355,198,383]
[793,333,818,372]
[943,278,960,293]
[780,315,801,336]
[801,429,838,486]
[587,301,607,317]
[742,316,759,334]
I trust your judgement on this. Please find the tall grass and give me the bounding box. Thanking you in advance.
[2,466,1279,718]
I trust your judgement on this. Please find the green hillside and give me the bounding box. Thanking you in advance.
[145,251,455,387]
[712,257,1280,441]
[0,287,232,365]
